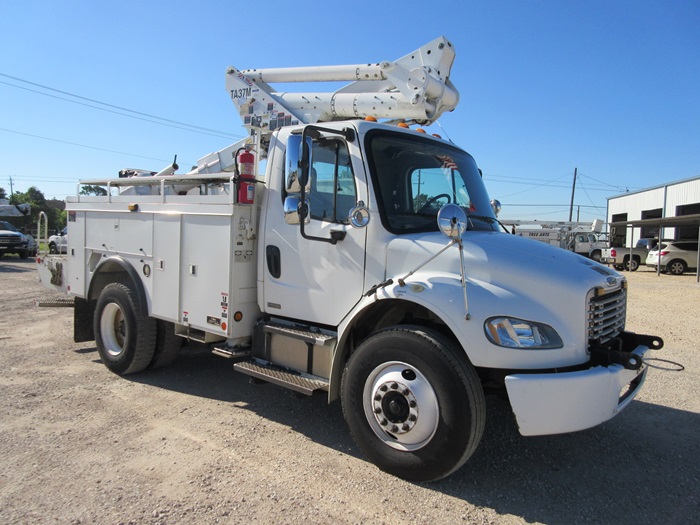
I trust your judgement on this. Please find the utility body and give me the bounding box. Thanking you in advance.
[507,219,608,261]
[37,37,663,481]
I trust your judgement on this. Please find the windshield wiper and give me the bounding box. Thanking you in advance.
[467,214,510,232]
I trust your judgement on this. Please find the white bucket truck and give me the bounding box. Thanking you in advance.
[37,37,663,481]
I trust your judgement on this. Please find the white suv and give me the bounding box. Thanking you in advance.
[645,240,699,275]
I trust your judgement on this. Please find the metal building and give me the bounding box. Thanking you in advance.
[607,175,700,248]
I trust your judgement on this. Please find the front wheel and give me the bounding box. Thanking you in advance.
[667,259,687,275]
[341,326,485,482]
[94,283,156,375]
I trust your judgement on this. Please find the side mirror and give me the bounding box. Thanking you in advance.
[348,201,370,228]
[283,195,311,225]
[490,199,502,217]
[437,204,467,240]
[285,135,312,194]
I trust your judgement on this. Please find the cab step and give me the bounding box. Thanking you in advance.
[263,321,336,346]
[234,359,329,395]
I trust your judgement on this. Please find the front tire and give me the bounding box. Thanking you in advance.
[341,326,485,482]
[49,242,58,254]
[94,283,156,375]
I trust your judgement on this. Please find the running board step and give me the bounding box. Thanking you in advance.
[264,322,336,346]
[234,360,329,395]
[35,298,74,308]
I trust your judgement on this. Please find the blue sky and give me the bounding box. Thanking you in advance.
[1,0,698,223]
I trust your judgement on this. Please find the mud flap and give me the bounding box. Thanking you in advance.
[74,297,95,343]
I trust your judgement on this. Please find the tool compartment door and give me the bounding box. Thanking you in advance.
[178,213,233,336]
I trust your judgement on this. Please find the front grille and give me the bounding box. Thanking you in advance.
[588,287,626,344]
[0,237,22,246]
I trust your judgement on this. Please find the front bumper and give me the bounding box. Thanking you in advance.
[505,341,655,436]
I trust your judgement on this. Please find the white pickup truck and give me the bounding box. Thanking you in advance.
[601,238,658,271]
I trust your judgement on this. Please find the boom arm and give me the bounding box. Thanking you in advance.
[225,36,459,134]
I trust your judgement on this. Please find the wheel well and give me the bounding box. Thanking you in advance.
[87,257,148,316]
[667,258,687,270]
[329,299,459,401]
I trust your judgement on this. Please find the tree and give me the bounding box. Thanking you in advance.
[9,186,64,233]
[0,187,6,200]
[80,185,107,196]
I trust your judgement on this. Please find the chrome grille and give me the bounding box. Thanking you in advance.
[588,287,626,344]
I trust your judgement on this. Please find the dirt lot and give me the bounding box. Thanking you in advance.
[1,257,698,525]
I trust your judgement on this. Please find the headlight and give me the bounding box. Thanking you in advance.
[484,317,563,349]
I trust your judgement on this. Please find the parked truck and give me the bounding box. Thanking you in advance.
[0,199,31,258]
[508,220,608,261]
[601,238,659,271]
[36,37,663,482]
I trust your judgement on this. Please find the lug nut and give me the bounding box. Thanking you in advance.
[380,418,388,426]
[402,424,410,431]
[374,407,382,414]
[409,401,417,408]
[391,383,398,390]
[408,415,416,422]
[374,394,382,401]
[380,385,388,392]
[391,425,399,433]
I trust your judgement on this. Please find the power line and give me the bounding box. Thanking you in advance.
[0,126,181,164]
[0,73,243,140]
[0,80,240,141]
[490,172,572,198]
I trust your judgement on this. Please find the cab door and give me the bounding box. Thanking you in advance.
[261,132,367,327]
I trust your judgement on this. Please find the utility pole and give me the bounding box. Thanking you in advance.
[568,167,577,222]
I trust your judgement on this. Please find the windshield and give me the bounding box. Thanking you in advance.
[0,221,19,232]
[366,131,498,234]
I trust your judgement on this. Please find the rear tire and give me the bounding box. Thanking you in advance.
[149,320,183,369]
[49,242,58,254]
[624,257,639,272]
[667,259,686,275]
[94,283,156,375]
[341,326,485,482]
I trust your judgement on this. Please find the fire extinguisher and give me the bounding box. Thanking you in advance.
[236,147,255,204]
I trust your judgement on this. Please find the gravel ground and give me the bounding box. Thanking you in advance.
[0,258,698,525]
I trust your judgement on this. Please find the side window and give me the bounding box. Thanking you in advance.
[309,139,357,222]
